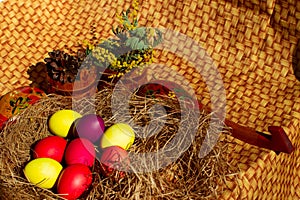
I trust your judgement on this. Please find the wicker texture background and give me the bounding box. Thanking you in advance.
[0,0,299,199]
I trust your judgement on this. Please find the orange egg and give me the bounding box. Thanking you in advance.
[100,146,130,180]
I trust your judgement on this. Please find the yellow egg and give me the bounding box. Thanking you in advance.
[49,109,82,137]
[100,123,135,150]
[24,158,63,189]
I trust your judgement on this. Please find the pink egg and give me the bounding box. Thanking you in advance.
[100,146,130,179]
[64,138,96,167]
[57,164,93,200]
[33,136,67,162]
[72,114,105,143]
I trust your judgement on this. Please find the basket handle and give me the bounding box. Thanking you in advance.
[196,96,294,154]
[224,119,294,154]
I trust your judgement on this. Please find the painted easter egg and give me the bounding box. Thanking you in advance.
[72,114,105,143]
[24,158,63,189]
[33,136,67,162]
[57,164,93,200]
[48,109,82,137]
[100,146,130,179]
[100,123,135,150]
[64,138,96,167]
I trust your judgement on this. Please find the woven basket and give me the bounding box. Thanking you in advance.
[1,0,299,199]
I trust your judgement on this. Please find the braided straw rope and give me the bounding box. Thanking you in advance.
[0,0,299,199]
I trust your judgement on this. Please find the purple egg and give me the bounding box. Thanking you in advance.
[73,114,105,143]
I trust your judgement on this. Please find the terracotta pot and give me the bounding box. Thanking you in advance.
[97,68,120,90]
[46,66,98,98]
[97,68,148,91]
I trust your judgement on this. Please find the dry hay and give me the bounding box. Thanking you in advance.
[0,86,236,200]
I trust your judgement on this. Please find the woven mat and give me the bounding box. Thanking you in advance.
[1,0,300,199]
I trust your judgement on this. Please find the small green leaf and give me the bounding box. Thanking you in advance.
[126,8,131,15]
[136,40,146,50]
[125,37,140,49]
[133,19,138,27]
[133,27,146,38]
[112,26,116,35]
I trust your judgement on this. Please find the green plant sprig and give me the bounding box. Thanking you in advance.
[84,0,162,77]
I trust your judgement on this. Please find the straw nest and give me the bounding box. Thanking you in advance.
[0,84,236,200]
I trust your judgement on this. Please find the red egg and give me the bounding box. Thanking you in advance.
[57,164,93,200]
[33,136,67,162]
[64,138,96,167]
[72,114,105,143]
[100,146,130,179]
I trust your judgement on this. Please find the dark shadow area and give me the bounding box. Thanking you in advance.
[230,0,300,81]
[27,62,49,92]
[228,0,276,16]
[267,0,300,81]
[292,39,300,81]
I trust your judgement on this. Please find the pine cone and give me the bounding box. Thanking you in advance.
[44,49,87,84]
